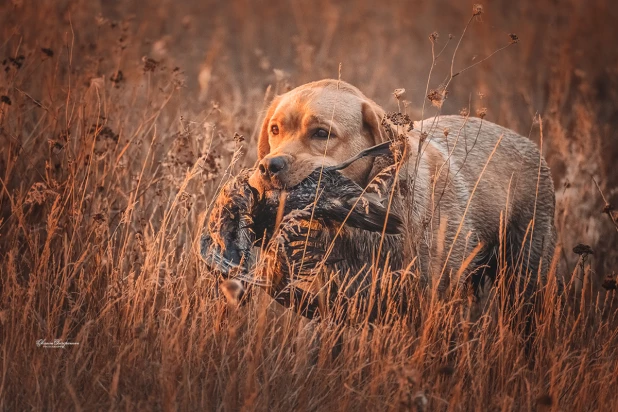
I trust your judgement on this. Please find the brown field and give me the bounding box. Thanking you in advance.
[1,0,618,410]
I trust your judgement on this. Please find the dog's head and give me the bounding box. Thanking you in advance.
[249,79,390,193]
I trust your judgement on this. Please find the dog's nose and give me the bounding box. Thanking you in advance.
[259,156,287,177]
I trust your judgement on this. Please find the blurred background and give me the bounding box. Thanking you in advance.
[2,0,617,277]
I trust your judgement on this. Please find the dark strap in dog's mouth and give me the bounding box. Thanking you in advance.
[324,141,393,172]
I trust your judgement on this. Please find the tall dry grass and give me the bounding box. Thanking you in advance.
[1,0,617,410]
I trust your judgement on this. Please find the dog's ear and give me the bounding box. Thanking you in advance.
[361,100,400,183]
[361,100,390,145]
[257,96,281,160]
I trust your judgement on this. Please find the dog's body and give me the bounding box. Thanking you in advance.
[249,79,556,299]
[405,115,555,294]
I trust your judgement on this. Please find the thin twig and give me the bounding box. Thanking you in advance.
[451,42,516,79]
[592,176,618,232]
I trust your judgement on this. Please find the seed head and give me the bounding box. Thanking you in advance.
[142,57,159,73]
[427,89,447,108]
[172,67,187,89]
[386,112,412,127]
[602,272,617,291]
[393,88,406,100]
[573,243,594,256]
[476,107,487,119]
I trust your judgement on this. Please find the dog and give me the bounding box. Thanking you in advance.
[246,78,557,304]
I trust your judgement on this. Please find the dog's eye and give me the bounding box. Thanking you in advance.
[271,125,279,135]
[312,128,331,139]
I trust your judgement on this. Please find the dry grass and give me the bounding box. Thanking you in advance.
[1,0,617,410]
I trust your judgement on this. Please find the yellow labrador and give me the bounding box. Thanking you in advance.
[248,78,556,297]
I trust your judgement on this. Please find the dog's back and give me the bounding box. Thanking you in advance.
[407,115,556,295]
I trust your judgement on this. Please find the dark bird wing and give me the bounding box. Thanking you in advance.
[279,169,403,235]
[203,169,256,276]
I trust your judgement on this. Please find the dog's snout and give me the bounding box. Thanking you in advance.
[259,156,287,177]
